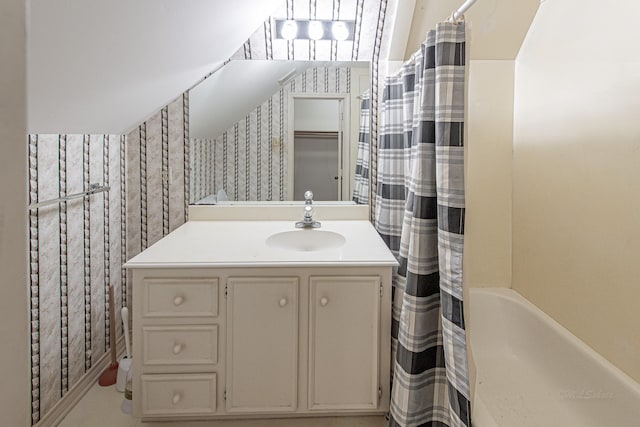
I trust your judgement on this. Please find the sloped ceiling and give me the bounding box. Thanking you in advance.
[27,0,282,134]
[28,0,401,135]
[27,0,539,135]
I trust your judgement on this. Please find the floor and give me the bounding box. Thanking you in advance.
[59,383,388,427]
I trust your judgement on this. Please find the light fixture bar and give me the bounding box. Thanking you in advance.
[274,19,355,41]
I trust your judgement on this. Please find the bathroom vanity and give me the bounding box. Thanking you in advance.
[125,207,397,421]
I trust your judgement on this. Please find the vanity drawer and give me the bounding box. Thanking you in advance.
[141,373,217,416]
[143,325,218,366]
[143,278,219,318]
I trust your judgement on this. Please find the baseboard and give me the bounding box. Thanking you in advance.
[35,336,125,427]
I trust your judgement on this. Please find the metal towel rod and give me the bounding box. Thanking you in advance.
[28,183,110,210]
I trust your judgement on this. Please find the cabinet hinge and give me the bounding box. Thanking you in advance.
[224,285,228,299]
[378,386,382,402]
[380,284,383,298]
[223,389,227,401]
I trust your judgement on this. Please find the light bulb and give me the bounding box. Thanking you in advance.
[308,21,324,40]
[331,21,349,41]
[281,20,298,40]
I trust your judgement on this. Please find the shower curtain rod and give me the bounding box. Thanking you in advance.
[450,0,478,22]
[387,0,476,79]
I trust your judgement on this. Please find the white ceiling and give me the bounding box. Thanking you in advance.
[27,0,541,135]
[27,0,282,134]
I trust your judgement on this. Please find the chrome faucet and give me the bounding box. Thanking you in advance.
[295,190,321,228]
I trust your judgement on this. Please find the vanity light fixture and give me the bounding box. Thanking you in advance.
[331,21,350,41]
[280,20,298,40]
[274,19,355,41]
[307,21,324,40]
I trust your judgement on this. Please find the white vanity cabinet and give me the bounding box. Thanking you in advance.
[126,215,397,421]
[226,277,300,413]
[136,277,220,417]
[130,267,392,421]
[308,276,381,411]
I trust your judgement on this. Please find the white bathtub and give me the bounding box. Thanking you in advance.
[469,288,640,427]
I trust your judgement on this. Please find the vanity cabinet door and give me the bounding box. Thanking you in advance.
[308,276,381,411]
[226,277,299,413]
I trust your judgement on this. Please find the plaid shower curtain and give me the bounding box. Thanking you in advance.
[374,22,471,427]
[352,90,370,204]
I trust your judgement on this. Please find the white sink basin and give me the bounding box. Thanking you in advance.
[266,230,346,252]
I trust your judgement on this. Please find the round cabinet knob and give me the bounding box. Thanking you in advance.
[173,295,184,306]
[320,297,329,307]
[172,343,183,355]
[172,392,182,405]
[279,298,288,307]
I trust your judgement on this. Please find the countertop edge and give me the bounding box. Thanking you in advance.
[124,261,399,269]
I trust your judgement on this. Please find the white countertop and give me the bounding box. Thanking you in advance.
[124,220,398,268]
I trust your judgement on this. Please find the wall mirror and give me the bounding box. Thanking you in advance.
[188,60,370,205]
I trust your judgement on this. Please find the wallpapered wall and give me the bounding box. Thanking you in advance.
[125,94,189,258]
[28,0,398,422]
[28,134,126,424]
[29,95,189,425]
[190,66,356,203]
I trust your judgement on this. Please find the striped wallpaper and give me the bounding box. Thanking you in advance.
[29,94,189,425]
[125,94,189,259]
[190,65,358,203]
[28,134,126,424]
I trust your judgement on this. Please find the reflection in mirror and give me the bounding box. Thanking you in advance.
[188,60,370,205]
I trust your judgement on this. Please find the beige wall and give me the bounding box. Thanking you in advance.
[464,60,514,288]
[0,0,30,425]
[405,0,538,60]
[513,0,640,382]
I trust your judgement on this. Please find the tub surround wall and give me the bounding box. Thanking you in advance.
[190,66,364,203]
[513,0,640,382]
[463,60,514,289]
[27,134,126,423]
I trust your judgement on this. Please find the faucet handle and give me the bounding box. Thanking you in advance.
[304,204,313,218]
[304,190,314,201]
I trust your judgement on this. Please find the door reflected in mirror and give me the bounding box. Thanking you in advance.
[292,97,343,201]
[188,60,370,205]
